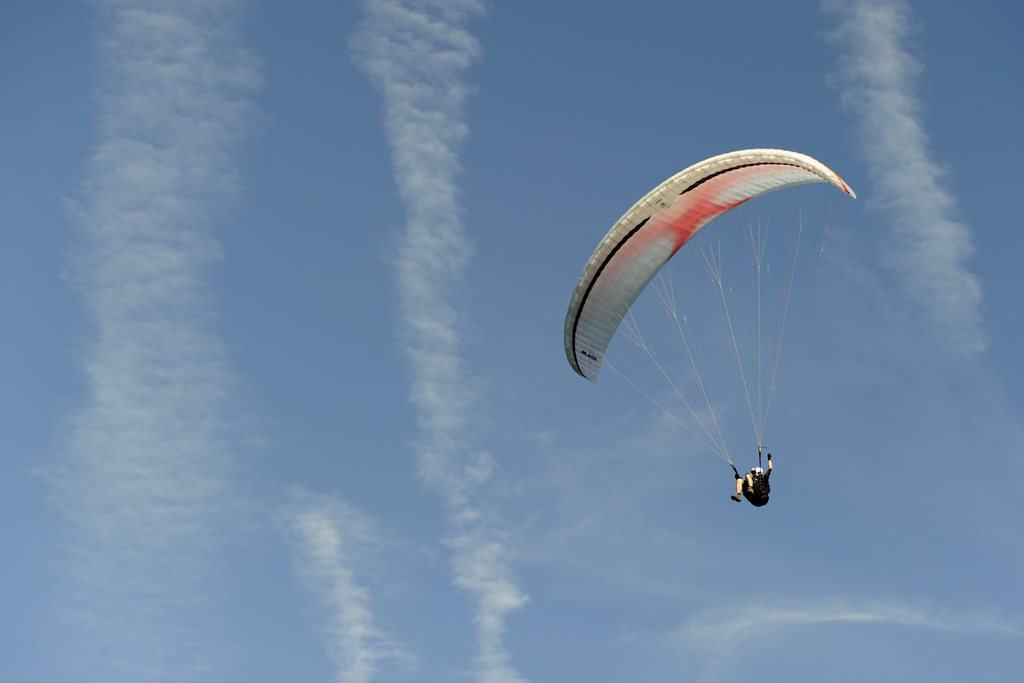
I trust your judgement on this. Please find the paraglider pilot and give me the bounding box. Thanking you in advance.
[731,450,772,506]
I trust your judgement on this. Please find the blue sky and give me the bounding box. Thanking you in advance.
[3,1,1023,681]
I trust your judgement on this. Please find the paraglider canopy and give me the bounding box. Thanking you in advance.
[564,149,855,382]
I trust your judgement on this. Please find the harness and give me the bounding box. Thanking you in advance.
[743,469,770,506]
[747,471,769,496]
[731,454,771,506]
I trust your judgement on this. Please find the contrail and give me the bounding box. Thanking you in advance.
[48,1,260,679]
[826,0,986,353]
[284,490,414,683]
[352,2,529,681]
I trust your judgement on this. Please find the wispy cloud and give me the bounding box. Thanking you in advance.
[826,0,986,353]
[47,1,260,678]
[351,2,530,681]
[284,490,414,683]
[661,597,1023,683]
[677,599,1024,648]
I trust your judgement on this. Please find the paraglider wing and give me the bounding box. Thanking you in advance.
[564,149,855,381]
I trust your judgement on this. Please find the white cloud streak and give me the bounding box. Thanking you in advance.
[677,599,1024,648]
[284,491,414,683]
[48,1,260,679]
[665,597,1022,683]
[826,0,986,353]
[351,2,530,682]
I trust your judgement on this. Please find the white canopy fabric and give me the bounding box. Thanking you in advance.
[565,148,856,380]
